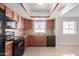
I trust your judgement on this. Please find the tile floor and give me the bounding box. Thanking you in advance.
[23,45,79,56]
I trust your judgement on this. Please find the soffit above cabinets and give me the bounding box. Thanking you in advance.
[4,3,30,19]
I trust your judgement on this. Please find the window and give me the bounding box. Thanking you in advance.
[33,20,46,33]
[63,21,76,34]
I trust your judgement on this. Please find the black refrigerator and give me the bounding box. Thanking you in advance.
[0,8,5,56]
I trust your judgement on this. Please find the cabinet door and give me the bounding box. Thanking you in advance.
[18,16,22,29]
[47,20,54,30]
[26,36,36,47]
[0,3,5,10]
[24,20,32,30]
[24,20,29,29]
[33,36,46,47]
[21,18,25,29]
[6,7,13,19]
[18,16,24,29]
[13,12,19,21]
[5,43,13,56]
[25,36,28,47]
[29,20,32,29]
[26,36,46,47]
[28,36,34,46]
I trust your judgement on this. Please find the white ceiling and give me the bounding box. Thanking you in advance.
[4,3,79,19]
[62,4,79,17]
[25,3,53,12]
[22,3,54,16]
[50,3,79,18]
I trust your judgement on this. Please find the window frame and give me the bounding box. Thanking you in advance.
[33,20,46,33]
[63,21,76,34]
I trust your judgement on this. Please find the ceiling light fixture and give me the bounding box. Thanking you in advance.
[37,3,43,6]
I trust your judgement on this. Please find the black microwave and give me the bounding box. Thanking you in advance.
[6,20,17,29]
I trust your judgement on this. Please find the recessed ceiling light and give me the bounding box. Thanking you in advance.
[37,3,43,6]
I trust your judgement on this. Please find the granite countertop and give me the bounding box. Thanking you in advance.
[5,41,13,46]
[28,33,55,36]
[24,29,55,36]
[6,35,25,40]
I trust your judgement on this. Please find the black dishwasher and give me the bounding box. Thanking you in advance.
[47,36,56,47]
[13,37,24,56]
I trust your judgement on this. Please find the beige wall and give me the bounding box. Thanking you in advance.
[56,17,79,46]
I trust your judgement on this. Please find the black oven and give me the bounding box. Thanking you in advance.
[13,37,24,56]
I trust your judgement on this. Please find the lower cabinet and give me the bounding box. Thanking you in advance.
[5,42,13,56]
[25,35,56,47]
[26,36,46,47]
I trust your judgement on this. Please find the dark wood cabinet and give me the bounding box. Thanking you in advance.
[47,36,56,47]
[25,35,56,47]
[29,20,32,29]
[0,3,5,10]
[5,42,13,56]
[18,16,25,29]
[13,12,19,21]
[24,20,29,29]
[47,20,55,31]
[26,35,46,47]
[21,18,25,29]
[24,20,32,30]
[6,7,13,19]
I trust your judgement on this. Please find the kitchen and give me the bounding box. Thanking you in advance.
[0,3,55,56]
[1,3,79,56]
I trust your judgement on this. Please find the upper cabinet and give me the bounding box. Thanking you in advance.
[21,17,25,29]
[47,20,55,30]
[6,7,13,19]
[13,12,19,21]
[24,20,29,29]
[29,20,32,29]
[0,3,25,29]
[5,7,18,29]
[18,16,25,29]
[0,3,5,10]
[18,16,21,29]
[24,20,32,30]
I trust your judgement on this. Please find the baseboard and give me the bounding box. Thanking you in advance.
[56,43,79,46]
